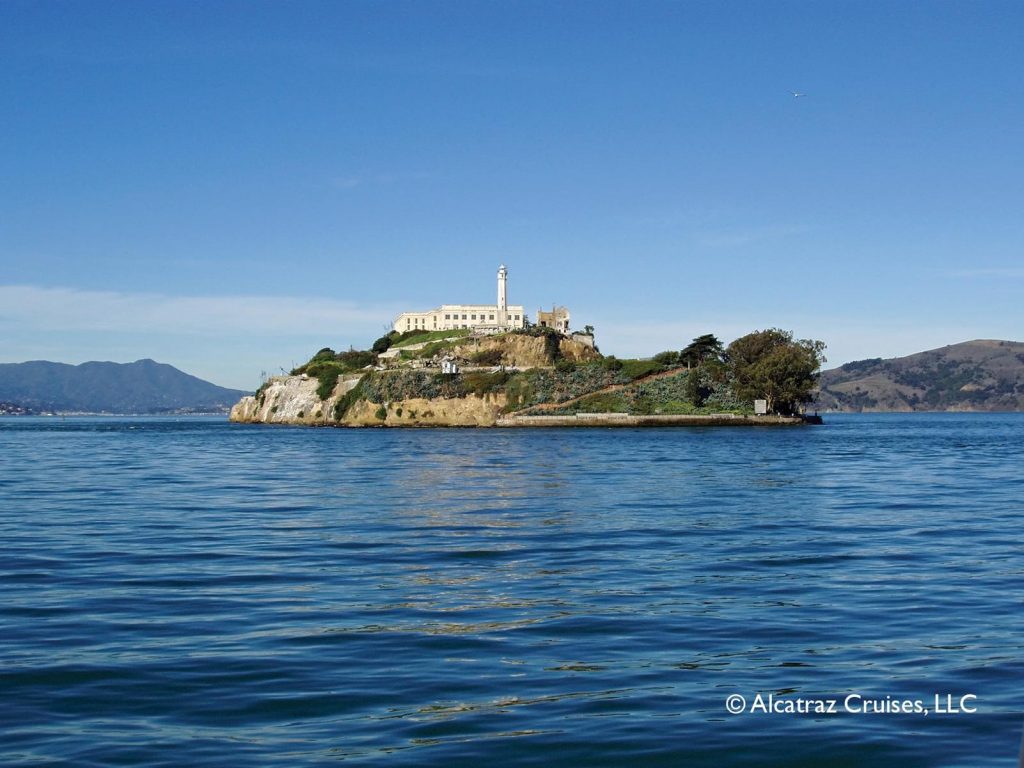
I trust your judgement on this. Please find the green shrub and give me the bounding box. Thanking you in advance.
[417,340,456,359]
[470,348,504,366]
[335,349,377,370]
[618,359,665,380]
[316,365,345,400]
[462,370,511,396]
[333,373,372,420]
[653,350,681,366]
[372,334,395,354]
[573,391,629,412]
[392,328,471,348]
[374,405,387,420]
[503,374,534,412]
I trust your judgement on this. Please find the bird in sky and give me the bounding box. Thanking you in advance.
[792,91,807,98]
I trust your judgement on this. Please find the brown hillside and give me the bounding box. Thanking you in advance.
[816,339,1024,412]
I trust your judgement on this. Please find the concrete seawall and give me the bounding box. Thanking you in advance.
[496,413,812,427]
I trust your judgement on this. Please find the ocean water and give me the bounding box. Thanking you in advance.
[1,414,1022,766]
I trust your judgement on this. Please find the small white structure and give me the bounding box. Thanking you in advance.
[441,358,460,375]
[754,399,768,415]
[393,265,526,334]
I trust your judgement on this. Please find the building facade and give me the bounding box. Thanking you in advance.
[536,305,571,334]
[392,265,527,334]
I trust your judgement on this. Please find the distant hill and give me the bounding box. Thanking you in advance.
[815,340,1024,412]
[0,359,248,414]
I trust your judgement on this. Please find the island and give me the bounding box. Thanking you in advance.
[231,265,824,428]
[232,283,823,428]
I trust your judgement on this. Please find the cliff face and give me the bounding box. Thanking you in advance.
[816,339,1024,412]
[230,374,362,425]
[230,332,603,427]
[229,374,506,427]
[463,334,600,367]
[344,394,506,426]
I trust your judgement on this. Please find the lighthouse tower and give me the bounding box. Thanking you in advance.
[496,264,508,326]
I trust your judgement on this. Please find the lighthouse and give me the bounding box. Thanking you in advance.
[496,264,508,326]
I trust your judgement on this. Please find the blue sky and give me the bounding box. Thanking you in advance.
[2,0,1021,390]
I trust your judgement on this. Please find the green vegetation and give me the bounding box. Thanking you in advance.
[281,325,824,422]
[315,366,344,400]
[392,328,471,348]
[617,358,665,380]
[571,391,630,413]
[374,405,387,420]
[727,329,826,415]
[681,334,725,368]
[535,369,744,417]
[462,370,511,396]
[333,374,372,420]
[371,333,395,354]
[469,348,504,366]
[416,338,471,359]
[652,350,682,366]
[288,344,382,401]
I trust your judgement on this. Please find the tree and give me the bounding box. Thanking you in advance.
[371,333,394,354]
[653,350,682,366]
[680,334,724,368]
[726,329,826,415]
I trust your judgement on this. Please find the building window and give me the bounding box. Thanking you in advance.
[462,314,467,320]
[514,314,520,321]
[489,314,494,320]
[445,314,450,320]
[471,314,477,320]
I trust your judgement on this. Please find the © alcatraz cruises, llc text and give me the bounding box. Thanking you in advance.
[725,693,978,716]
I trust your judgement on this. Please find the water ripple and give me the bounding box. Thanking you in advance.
[1,414,1022,766]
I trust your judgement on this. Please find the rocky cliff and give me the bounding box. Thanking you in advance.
[230,373,507,427]
[231,331,599,427]
[463,333,600,367]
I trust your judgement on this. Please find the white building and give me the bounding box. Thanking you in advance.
[392,265,527,334]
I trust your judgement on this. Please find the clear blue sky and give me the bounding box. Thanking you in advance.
[2,0,1021,390]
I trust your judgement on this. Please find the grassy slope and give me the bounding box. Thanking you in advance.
[392,329,471,348]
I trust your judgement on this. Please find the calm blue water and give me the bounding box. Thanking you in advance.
[1,414,1022,766]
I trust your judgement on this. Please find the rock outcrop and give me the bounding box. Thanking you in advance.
[460,334,599,367]
[229,373,506,427]
[230,374,361,425]
[230,332,603,427]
